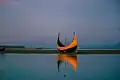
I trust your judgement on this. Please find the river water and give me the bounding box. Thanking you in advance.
[0,53,120,80]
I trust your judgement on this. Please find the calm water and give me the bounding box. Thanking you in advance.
[0,53,120,80]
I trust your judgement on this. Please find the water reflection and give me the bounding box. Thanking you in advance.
[56,53,78,77]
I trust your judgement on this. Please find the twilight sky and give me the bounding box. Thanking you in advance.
[0,0,120,45]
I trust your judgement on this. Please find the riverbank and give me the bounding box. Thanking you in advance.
[1,48,120,54]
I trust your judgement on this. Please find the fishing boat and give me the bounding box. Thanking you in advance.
[0,46,5,54]
[56,32,78,53]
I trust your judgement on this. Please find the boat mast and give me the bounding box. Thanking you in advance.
[64,37,67,76]
[65,37,67,45]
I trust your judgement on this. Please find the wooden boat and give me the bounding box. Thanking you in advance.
[56,32,78,53]
[0,46,5,54]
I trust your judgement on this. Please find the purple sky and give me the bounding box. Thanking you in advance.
[0,0,120,45]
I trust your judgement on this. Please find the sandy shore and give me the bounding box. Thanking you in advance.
[1,48,120,54]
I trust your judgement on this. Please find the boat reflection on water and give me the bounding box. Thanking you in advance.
[56,53,78,77]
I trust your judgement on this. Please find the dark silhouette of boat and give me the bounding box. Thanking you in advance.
[0,46,5,54]
[56,32,78,53]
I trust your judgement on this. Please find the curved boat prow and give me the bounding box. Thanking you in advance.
[73,32,75,35]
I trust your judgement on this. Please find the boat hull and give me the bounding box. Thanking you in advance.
[57,45,78,53]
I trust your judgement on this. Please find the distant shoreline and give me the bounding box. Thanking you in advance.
[1,48,120,54]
